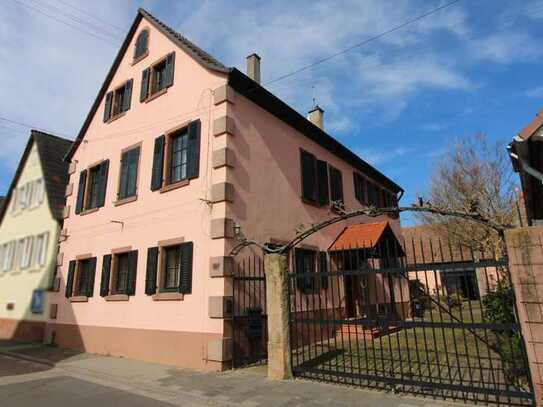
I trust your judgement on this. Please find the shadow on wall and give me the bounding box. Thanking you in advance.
[0,251,85,365]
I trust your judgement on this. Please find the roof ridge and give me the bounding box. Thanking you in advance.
[138,8,228,72]
[31,129,73,144]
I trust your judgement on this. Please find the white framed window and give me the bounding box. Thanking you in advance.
[34,233,49,267]
[18,185,28,210]
[10,190,17,213]
[3,242,15,271]
[20,237,33,269]
[0,244,4,272]
[34,179,45,206]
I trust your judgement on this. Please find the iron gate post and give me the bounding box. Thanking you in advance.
[264,253,293,380]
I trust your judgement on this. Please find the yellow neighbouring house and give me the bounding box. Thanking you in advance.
[0,131,71,342]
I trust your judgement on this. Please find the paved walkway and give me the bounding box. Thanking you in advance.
[0,340,459,406]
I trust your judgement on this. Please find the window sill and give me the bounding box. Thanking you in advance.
[70,296,88,303]
[114,195,138,207]
[144,88,167,103]
[132,50,149,66]
[106,111,127,124]
[301,197,326,208]
[160,179,189,194]
[80,207,99,216]
[104,294,129,302]
[152,292,183,301]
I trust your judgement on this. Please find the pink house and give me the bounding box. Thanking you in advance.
[47,8,403,371]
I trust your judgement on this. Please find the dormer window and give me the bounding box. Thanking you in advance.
[134,29,149,62]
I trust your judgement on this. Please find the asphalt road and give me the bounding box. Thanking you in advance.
[0,355,175,407]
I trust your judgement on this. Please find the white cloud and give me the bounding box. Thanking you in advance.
[469,31,540,63]
[355,147,414,165]
[526,86,543,98]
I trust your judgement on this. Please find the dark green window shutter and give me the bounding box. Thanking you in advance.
[65,260,76,298]
[122,79,133,112]
[86,257,97,297]
[353,172,360,201]
[317,160,329,206]
[97,160,109,207]
[300,150,317,202]
[187,120,201,179]
[100,255,111,297]
[145,247,158,295]
[118,152,129,200]
[140,68,150,102]
[151,136,165,191]
[319,251,328,290]
[164,52,175,88]
[103,91,113,122]
[329,166,344,207]
[354,172,366,203]
[134,30,148,59]
[179,242,193,294]
[127,250,138,296]
[75,169,87,214]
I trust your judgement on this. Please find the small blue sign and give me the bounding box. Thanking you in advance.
[31,289,44,314]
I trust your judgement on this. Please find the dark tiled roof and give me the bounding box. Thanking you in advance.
[35,132,72,220]
[0,131,72,224]
[227,69,403,193]
[64,8,403,194]
[138,9,228,73]
[0,196,5,212]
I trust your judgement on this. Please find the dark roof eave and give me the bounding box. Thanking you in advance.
[227,68,403,194]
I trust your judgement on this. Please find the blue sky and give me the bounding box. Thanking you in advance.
[1,0,542,225]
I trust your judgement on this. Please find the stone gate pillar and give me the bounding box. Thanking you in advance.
[506,226,543,406]
[264,253,293,380]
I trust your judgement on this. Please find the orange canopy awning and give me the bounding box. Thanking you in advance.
[329,221,390,251]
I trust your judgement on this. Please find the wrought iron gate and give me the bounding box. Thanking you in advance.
[232,255,267,368]
[288,240,534,405]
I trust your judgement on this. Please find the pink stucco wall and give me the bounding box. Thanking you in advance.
[50,18,229,340]
[225,89,401,256]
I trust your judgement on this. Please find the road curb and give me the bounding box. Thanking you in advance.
[0,350,56,368]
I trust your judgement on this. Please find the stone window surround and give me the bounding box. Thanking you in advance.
[152,236,185,301]
[104,246,133,301]
[159,120,192,194]
[114,141,142,207]
[69,253,94,302]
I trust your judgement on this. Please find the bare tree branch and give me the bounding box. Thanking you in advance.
[229,202,512,256]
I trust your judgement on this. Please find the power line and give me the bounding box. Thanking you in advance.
[263,0,462,87]
[0,116,71,138]
[31,0,123,41]
[10,0,118,46]
[53,0,126,33]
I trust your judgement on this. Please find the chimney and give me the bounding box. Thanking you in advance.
[307,106,324,130]
[246,53,261,84]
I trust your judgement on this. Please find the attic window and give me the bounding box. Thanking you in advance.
[103,79,133,122]
[140,52,175,102]
[134,29,149,62]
